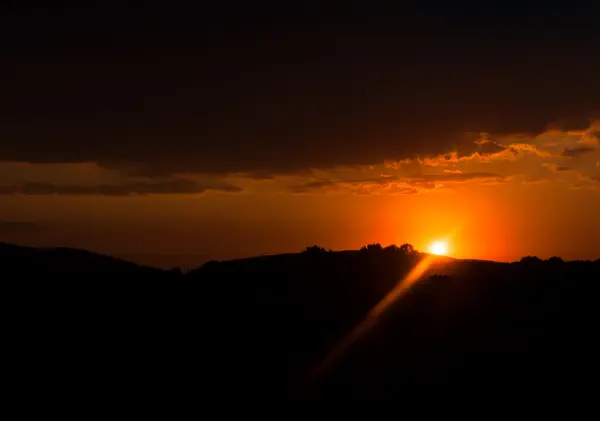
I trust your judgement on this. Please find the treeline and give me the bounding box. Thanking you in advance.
[302,243,418,255]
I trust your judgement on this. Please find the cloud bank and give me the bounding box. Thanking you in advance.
[0,179,241,196]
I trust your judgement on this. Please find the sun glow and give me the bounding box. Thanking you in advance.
[429,240,448,256]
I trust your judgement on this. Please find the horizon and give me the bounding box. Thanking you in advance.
[1,4,599,265]
[2,239,597,271]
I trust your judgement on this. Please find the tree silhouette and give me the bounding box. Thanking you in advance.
[382,243,418,256]
[520,256,543,264]
[399,243,416,255]
[360,243,383,253]
[303,245,327,254]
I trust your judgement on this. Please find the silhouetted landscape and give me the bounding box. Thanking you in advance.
[3,2,600,403]
[4,241,600,399]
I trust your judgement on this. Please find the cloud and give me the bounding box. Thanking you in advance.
[287,171,503,194]
[508,143,552,158]
[388,186,418,195]
[571,175,600,190]
[409,181,437,190]
[0,123,597,187]
[4,122,577,198]
[408,172,504,183]
[579,130,600,145]
[1,3,599,178]
[409,139,553,168]
[455,137,508,159]
[561,147,596,157]
[289,175,409,195]
[348,182,421,196]
[240,171,277,180]
[289,179,336,194]
[384,159,413,169]
[543,163,573,172]
[0,179,242,196]
[521,178,547,185]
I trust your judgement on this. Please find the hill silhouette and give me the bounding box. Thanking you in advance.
[2,242,600,399]
[0,242,167,277]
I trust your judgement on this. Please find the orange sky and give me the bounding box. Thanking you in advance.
[2,4,600,268]
[1,123,599,268]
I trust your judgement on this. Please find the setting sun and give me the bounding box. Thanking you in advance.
[429,241,449,256]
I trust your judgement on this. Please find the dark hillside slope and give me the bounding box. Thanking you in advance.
[186,248,426,384]
[3,243,600,399]
[0,242,167,277]
[306,258,600,397]
[187,251,600,398]
[1,242,181,400]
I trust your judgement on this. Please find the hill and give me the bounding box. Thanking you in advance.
[2,242,600,399]
[0,242,168,277]
[186,249,600,398]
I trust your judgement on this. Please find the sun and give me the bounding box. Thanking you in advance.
[429,240,448,256]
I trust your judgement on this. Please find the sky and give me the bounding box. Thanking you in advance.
[1,2,599,268]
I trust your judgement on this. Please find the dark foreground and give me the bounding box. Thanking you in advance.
[3,242,600,399]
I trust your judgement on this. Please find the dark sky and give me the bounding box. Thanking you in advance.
[2,2,599,176]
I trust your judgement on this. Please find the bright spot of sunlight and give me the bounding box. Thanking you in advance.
[429,240,448,256]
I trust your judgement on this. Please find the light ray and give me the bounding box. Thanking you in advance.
[306,225,462,389]
[308,253,437,382]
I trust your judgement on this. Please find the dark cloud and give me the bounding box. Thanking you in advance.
[288,172,502,193]
[456,138,508,159]
[289,179,336,194]
[0,179,241,196]
[289,174,405,193]
[544,163,574,172]
[241,172,277,181]
[409,172,504,183]
[1,4,598,176]
[561,147,596,157]
[289,178,421,195]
